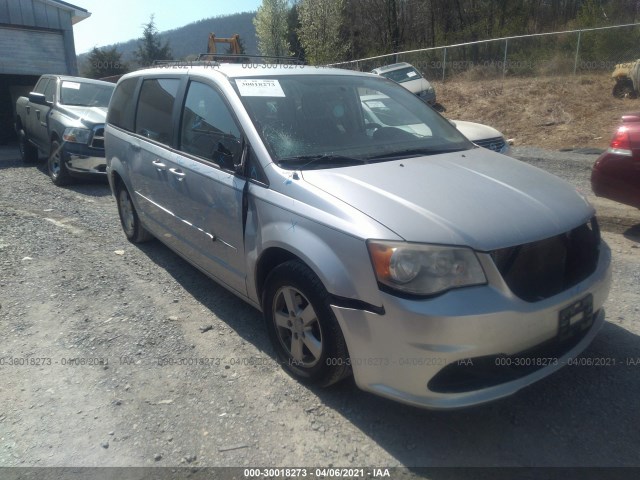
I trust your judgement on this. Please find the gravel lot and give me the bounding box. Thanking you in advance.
[0,144,639,471]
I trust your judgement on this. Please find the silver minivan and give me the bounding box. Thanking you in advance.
[105,64,611,409]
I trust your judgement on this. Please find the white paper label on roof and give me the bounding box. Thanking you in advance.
[406,71,417,78]
[62,81,81,90]
[236,79,285,97]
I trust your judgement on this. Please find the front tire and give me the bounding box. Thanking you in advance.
[116,183,153,243]
[613,78,637,99]
[48,140,72,186]
[263,260,351,386]
[18,129,39,163]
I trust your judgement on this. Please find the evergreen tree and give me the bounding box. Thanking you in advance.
[134,15,173,67]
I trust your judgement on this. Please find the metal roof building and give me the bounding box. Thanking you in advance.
[0,0,90,143]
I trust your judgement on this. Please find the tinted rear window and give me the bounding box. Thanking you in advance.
[135,78,180,145]
[107,78,138,131]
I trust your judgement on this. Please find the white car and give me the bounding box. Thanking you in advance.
[371,62,437,106]
[452,120,511,155]
[361,94,510,155]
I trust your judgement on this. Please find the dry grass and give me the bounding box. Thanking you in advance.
[434,74,638,149]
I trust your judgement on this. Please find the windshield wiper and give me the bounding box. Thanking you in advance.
[368,147,466,161]
[277,154,366,170]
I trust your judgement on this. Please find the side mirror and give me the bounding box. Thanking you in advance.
[28,92,50,106]
[214,137,243,172]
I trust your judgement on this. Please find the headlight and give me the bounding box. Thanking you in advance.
[63,127,91,144]
[367,241,486,296]
[499,137,510,154]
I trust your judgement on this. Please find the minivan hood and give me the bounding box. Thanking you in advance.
[58,105,108,127]
[301,148,594,251]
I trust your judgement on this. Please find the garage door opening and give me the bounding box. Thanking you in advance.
[1,74,40,144]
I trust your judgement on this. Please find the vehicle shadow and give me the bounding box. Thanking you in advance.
[624,223,640,243]
[135,240,640,469]
[0,144,30,169]
[135,240,274,355]
[0,145,111,198]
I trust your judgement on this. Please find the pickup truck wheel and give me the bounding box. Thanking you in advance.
[263,260,351,387]
[18,130,39,163]
[116,184,153,243]
[48,140,72,186]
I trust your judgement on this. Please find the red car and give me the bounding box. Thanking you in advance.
[591,114,640,208]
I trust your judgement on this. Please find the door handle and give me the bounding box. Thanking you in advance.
[152,159,166,171]
[26,106,30,115]
[35,110,40,120]
[169,168,186,180]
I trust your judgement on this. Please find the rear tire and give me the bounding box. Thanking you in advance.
[613,79,637,99]
[48,140,72,186]
[263,260,351,387]
[18,129,39,163]
[116,183,153,243]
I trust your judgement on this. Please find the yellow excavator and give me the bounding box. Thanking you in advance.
[201,33,242,61]
[612,60,639,99]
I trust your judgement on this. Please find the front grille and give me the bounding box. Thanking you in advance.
[490,218,600,302]
[474,136,506,152]
[90,126,105,149]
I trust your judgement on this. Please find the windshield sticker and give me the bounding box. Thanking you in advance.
[365,100,386,108]
[236,79,285,97]
[62,81,81,90]
[406,71,417,78]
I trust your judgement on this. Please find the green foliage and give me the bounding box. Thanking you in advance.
[573,0,640,65]
[83,46,128,79]
[333,0,639,62]
[254,0,290,57]
[134,15,173,67]
[577,0,609,27]
[287,3,305,61]
[298,0,349,65]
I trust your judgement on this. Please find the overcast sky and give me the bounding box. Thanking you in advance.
[70,0,262,54]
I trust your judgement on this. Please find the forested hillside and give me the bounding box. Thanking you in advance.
[342,0,640,59]
[78,11,257,70]
[79,0,640,74]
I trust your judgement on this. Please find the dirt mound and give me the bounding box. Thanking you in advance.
[435,74,637,150]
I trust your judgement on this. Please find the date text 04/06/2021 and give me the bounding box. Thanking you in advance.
[243,467,391,478]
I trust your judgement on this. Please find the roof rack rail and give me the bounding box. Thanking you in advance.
[151,59,220,67]
[195,53,305,65]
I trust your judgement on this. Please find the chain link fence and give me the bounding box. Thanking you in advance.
[331,23,640,83]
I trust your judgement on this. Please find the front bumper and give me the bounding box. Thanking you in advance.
[63,143,107,176]
[332,243,612,409]
[417,90,436,105]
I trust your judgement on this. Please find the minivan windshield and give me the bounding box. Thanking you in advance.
[60,81,114,107]
[235,74,471,170]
